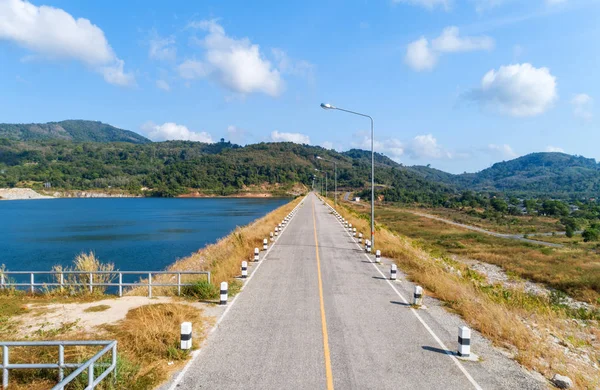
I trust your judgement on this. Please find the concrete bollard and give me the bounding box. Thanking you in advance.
[413,285,423,305]
[270,232,274,242]
[375,250,381,263]
[181,322,192,350]
[254,247,260,262]
[366,240,372,253]
[263,238,268,250]
[353,228,357,237]
[241,261,248,278]
[358,233,363,244]
[390,264,397,280]
[220,282,228,305]
[458,326,471,357]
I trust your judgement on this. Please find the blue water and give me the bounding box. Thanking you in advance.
[0,197,289,271]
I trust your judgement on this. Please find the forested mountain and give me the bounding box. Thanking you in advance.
[1,119,599,200]
[411,153,600,197]
[0,120,150,144]
[0,139,451,201]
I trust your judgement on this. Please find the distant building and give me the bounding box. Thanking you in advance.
[354,197,360,202]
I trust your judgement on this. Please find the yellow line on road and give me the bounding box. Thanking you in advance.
[312,198,334,390]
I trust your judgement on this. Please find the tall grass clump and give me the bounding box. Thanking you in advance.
[53,251,116,295]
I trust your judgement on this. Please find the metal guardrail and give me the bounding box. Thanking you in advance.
[0,270,210,298]
[0,340,117,389]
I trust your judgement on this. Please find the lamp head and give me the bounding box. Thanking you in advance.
[320,103,335,110]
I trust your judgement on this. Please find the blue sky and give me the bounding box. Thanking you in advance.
[0,0,598,173]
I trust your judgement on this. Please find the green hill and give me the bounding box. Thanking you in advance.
[0,120,150,144]
[0,139,451,201]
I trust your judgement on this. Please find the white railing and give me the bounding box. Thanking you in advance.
[0,270,210,298]
[0,340,117,389]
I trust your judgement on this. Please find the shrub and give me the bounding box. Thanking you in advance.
[181,280,219,300]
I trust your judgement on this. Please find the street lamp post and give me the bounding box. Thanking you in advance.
[316,156,337,208]
[321,103,375,247]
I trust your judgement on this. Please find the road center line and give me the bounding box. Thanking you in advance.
[312,198,335,390]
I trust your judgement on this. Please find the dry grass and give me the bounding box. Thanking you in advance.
[2,302,206,390]
[330,199,600,389]
[52,251,116,295]
[129,196,303,296]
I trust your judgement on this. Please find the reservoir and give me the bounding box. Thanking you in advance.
[0,197,289,272]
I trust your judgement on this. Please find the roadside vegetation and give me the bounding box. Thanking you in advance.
[330,197,599,389]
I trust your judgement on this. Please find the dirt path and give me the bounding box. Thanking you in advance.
[407,211,564,248]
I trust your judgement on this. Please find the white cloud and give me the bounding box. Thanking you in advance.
[149,32,176,61]
[488,144,517,158]
[270,131,310,144]
[468,63,557,117]
[546,145,564,152]
[393,0,451,10]
[405,27,493,71]
[140,122,213,143]
[407,134,453,159]
[0,0,134,86]
[571,93,593,121]
[405,38,437,71]
[180,19,283,96]
[156,79,170,91]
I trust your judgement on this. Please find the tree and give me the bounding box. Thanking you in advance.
[565,225,574,238]
[582,228,599,242]
[490,198,508,214]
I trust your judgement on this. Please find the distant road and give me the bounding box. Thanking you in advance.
[167,193,545,389]
[343,191,351,201]
[407,211,564,248]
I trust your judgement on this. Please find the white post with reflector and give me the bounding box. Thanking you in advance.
[390,264,397,280]
[220,282,228,305]
[375,250,381,263]
[353,228,356,237]
[263,238,268,250]
[254,248,259,262]
[358,233,363,244]
[270,232,274,242]
[414,286,423,306]
[241,261,248,278]
[180,322,192,350]
[458,326,471,357]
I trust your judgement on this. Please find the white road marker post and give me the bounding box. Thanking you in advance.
[254,248,260,262]
[263,238,268,251]
[180,322,192,350]
[270,232,274,242]
[375,250,381,263]
[241,261,248,278]
[366,240,372,253]
[274,227,279,237]
[220,282,228,305]
[353,228,357,237]
[358,233,363,244]
[458,326,471,358]
[413,285,423,306]
[390,264,397,280]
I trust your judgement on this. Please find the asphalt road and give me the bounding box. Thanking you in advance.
[169,193,545,389]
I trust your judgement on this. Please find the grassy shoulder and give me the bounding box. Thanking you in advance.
[329,198,599,389]
[367,205,600,304]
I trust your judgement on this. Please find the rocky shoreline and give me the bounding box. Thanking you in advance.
[0,188,138,200]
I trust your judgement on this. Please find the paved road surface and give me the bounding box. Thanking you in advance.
[169,193,545,389]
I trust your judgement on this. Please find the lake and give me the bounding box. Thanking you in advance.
[0,197,289,272]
